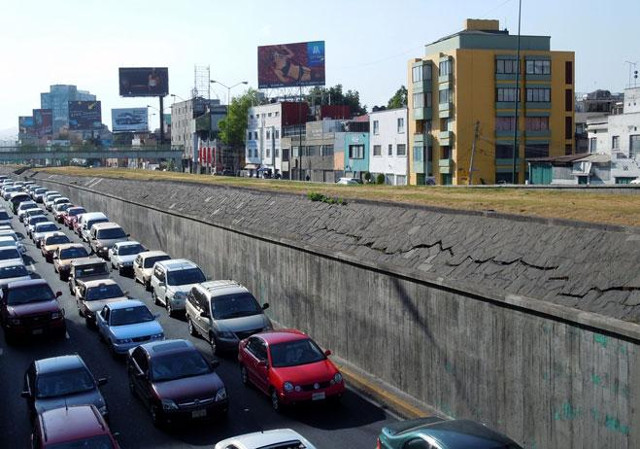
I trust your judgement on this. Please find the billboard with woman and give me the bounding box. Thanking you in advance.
[258,41,325,88]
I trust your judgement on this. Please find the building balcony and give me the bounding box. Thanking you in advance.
[413,132,433,146]
[412,79,432,94]
[525,130,551,138]
[525,102,551,110]
[495,130,522,138]
[496,157,521,167]
[439,130,453,146]
[438,158,453,174]
[412,107,432,121]
[438,73,452,84]
[439,102,453,118]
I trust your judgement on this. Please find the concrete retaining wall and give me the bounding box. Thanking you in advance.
[32,172,640,449]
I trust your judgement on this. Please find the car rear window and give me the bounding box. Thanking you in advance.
[85,284,124,301]
[75,264,108,277]
[97,228,126,239]
[45,235,71,246]
[0,248,20,260]
[0,211,9,220]
[167,267,205,286]
[60,247,89,260]
[110,306,154,325]
[144,255,170,268]
[36,368,95,398]
[0,265,28,279]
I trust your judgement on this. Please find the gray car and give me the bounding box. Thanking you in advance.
[22,354,109,420]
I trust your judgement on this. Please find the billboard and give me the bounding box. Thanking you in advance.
[111,108,149,132]
[258,41,325,88]
[119,67,169,97]
[68,101,102,130]
[18,116,35,137]
[33,109,53,138]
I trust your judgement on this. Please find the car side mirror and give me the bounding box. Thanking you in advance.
[55,291,62,298]
[126,233,131,237]
[262,302,270,310]
[324,349,332,357]
[97,377,108,386]
[21,390,31,399]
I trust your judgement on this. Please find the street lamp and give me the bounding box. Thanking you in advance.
[170,93,186,102]
[210,80,248,173]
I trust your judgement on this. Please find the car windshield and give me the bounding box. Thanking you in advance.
[212,292,263,320]
[26,210,44,217]
[60,247,89,260]
[0,248,20,260]
[110,305,154,326]
[36,368,95,398]
[97,228,126,239]
[68,208,86,216]
[36,224,58,233]
[85,284,124,301]
[0,240,16,248]
[35,188,46,194]
[270,339,326,368]
[87,218,108,229]
[47,435,115,449]
[118,244,144,256]
[6,284,55,305]
[0,265,28,279]
[0,211,9,220]
[45,235,71,246]
[75,264,108,277]
[150,351,211,382]
[144,255,170,268]
[167,268,205,286]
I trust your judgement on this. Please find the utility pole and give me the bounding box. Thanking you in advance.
[468,121,480,185]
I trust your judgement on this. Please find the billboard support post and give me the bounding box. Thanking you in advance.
[159,96,164,145]
[298,84,303,181]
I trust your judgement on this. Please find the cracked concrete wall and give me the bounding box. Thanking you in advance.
[27,170,640,449]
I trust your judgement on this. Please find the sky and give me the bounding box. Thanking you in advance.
[1,0,638,137]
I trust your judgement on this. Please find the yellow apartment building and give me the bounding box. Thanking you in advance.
[408,19,575,185]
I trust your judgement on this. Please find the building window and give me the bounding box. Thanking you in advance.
[373,145,382,156]
[565,89,573,111]
[496,58,519,74]
[275,111,279,117]
[496,116,516,131]
[373,120,379,135]
[322,145,334,156]
[397,144,406,156]
[413,146,424,162]
[612,135,620,150]
[589,137,597,153]
[439,88,451,104]
[268,112,272,117]
[426,92,432,108]
[565,61,573,84]
[266,130,271,139]
[275,148,280,158]
[397,117,405,133]
[248,131,252,140]
[496,88,519,102]
[306,146,318,157]
[565,117,573,140]
[525,143,549,159]
[413,93,424,109]
[525,116,549,131]
[282,148,289,161]
[630,135,640,158]
[275,129,280,139]
[349,145,365,159]
[495,144,513,159]
[441,146,451,159]
[440,118,450,131]
[388,144,393,156]
[266,148,270,158]
[526,59,551,75]
[565,144,573,155]
[439,59,452,76]
[412,65,423,83]
[526,88,551,103]
[292,146,299,157]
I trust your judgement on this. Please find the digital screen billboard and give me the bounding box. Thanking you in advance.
[119,67,169,97]
[18,116,35,137]
[33,109,53,138]
[258,41,325,88]
[68,101,102,130]
[111,108,149,132]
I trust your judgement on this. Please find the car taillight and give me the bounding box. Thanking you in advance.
[376,437,381,449]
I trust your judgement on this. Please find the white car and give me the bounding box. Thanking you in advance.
[133,250,170,289]
[336,177,362,185]
[32,222,61,247]
[630,178,640,185]
[0,230,26,254]
[25,214,49,238]
[108,241,146,275]
[214,429,317,449]
[150,259,206,317]
[0,260,31,287]
[16,201,39,222]
[0,246,23,266]
[43,193,62,211]
[0,209,11,226]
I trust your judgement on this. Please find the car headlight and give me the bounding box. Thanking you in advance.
[116,337,132,344]
[283,382,294,393]
[215,388,227,402]
[330,373,343,385]
[218,331,235,339]
[161,399,178,410]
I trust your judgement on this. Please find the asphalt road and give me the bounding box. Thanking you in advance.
[0,199,396,448]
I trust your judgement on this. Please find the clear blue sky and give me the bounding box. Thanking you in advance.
[1,0,638,134]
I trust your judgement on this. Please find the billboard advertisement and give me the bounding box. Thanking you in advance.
[68,101,102,130]
[111,108,149,132]
[33,109,53,138]
[258,41,325,88]
[18,116,35,137]
[119,67,169,97]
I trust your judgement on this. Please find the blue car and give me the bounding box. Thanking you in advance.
[95,299,164,355]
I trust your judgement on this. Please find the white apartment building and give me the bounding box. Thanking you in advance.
[587,87,640,158]
[245,103,283,176]
[369,108,409,185]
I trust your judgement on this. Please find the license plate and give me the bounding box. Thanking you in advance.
[32,329,43,335]
[312,392,326,401]
[192,409,207,418]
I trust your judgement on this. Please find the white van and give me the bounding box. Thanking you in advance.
[78,212,109,242]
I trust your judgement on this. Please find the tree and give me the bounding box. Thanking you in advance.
[387,86,408,109]
[218,88,266,147]
[306,84,367,116]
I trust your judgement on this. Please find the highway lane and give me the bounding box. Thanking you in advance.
[0,199,396,448]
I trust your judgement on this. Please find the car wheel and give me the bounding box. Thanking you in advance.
[270,389,282,412]
[188,318,197,337]
[240,364,248,386]
[145,279,151,291]
[118,267,124,276]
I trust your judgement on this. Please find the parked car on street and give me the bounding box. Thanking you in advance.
[336,177,362,185]
[0,208,11,226]
[16,200,39,222]
[0,260,31,287]
[79,212,109,242]
[53,243,91,281]
[186,280,271,354]
[22,354,109,420]
[40,232,72,263]
[43,194,62,211]
[52,202,74,223]
[109,241,146,275]
[0,279,65,344]
[9,192,31,213]
[150,259,206,317]
[32,221,61,247]
[76,279,128,327]
[127,339,228,427]
[64,206,86,228]
[89,222,129,259]
[376,417,523,449]
[214,429,317,449]
[133,250,170,289]
[0,229,26,254]
[238,329,345,411]
[0,246,23,265]
[96,299,164,355]
[32,187,48,203]
[31,405,120,449]
[68,258,110,296]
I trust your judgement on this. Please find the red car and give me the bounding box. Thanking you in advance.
[31,405,120,448]
[238,329,345,411]
[65,207,86,229]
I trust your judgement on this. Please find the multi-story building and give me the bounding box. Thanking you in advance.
[407,19,575,185]
[40,85,96,136]
[369,108,409,185]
